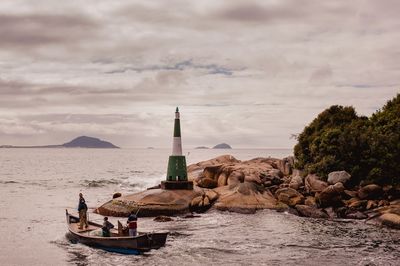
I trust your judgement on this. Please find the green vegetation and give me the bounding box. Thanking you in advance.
[294,94,400,186]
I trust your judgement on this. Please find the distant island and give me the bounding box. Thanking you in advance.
[0,136,119,149]
[212,143,232,149]
[195,146,209,149]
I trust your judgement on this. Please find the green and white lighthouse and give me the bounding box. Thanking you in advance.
[161,107,193,190]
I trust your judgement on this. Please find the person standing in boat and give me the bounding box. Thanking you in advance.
[127,211,137,236]
[78,193,88,229]
[102,217,114,237]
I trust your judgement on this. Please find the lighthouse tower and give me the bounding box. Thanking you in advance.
[161,107,193,190]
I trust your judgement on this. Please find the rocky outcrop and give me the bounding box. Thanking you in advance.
[96,154,400,230]
[327,171,351,185]
[96,187,203,217]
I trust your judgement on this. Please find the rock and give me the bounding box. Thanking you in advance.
[289,173,303,190]
[275,187,305,207]
[327,171,351,185]
[217,172,228,187]
[96,187,203,217]
[379,213,400,229]
[324,207,337,219]
[348,199,368,211]
[295,205,329,218]
[205,190,219,202]
[343,190,358,199]
[316,182,344,208]
[153,216,174,222]
[345,210,367,219]
[305,196,317,207]
[213,182,279,213]
[190,196,203,207]
[358,184,383,200]
[305,174,328,193]
[197,178,218,189]
[366,200,378,210]
[227,171,245,186]
[112,192,122,199]
[378,199,390,207]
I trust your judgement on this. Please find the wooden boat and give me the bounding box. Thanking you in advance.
[65,210,168,254]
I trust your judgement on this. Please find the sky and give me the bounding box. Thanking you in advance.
[0,0,399,148]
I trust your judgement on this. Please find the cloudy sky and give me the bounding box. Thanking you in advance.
[0,0,399,148]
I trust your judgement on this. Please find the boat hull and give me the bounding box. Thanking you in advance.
[65,210,168,253]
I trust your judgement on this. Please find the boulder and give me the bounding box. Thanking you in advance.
[275,187,304,207]
[295,205,329,219]
[112,192,122,199]
[366,200,378,210]
[345,210,368,220]
[327,171,351,185]
[213,182,279,213]
[227,171,245,186]
[153,216,174,222]
[358,184,383,200]
[289,173,303,190]
[197,178,218,189]
[305,174,328,193]
[316,182,344,208]
[96,187,203,217]
[217,172,228,187]
[305,196,317,207]
[379,213,400,229]
[348,199,368,211]
[205,190,219,202]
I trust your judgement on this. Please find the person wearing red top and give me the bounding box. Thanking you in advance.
[127,211,137,236]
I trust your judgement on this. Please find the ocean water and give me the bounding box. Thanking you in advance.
[0,148,399,266]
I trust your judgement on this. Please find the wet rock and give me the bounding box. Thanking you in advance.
[379,213,400,229]
[153,216,174,222]
[305,196,317,207]
[358,184,383,200]
[345,210,367,220]
[327,171,351,185]
[324,207,337,219]
[378,199,390,207]
[305,174,328,193]
[348,199,368,211]
[295,205,329,219]
[316,182,344,208]
[275,187,305,207]
[366,200,378,210]
[113,192,122,199]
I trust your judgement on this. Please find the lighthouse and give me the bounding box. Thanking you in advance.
[161,107,193,190]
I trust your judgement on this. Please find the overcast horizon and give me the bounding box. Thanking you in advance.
[1,0,399,149]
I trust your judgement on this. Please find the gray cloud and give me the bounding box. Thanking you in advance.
[0,0,399,148]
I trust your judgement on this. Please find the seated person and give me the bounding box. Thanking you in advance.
[102,217,114,237]
[127,211,137,237]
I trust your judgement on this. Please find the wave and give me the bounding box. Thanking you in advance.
[81,178,121,188]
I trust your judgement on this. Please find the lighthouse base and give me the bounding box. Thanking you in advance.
[161,180,193,190]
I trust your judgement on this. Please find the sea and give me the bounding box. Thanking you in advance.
[0,148,399,266]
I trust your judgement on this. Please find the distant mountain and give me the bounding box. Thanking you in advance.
[0,136,119,149]
[195,146,209,149]
[212,143,232,149]
[62,136,119,148]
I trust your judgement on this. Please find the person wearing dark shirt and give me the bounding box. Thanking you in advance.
[127,211,137,236]
[102,217,114,237]
[78,193,88,229]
